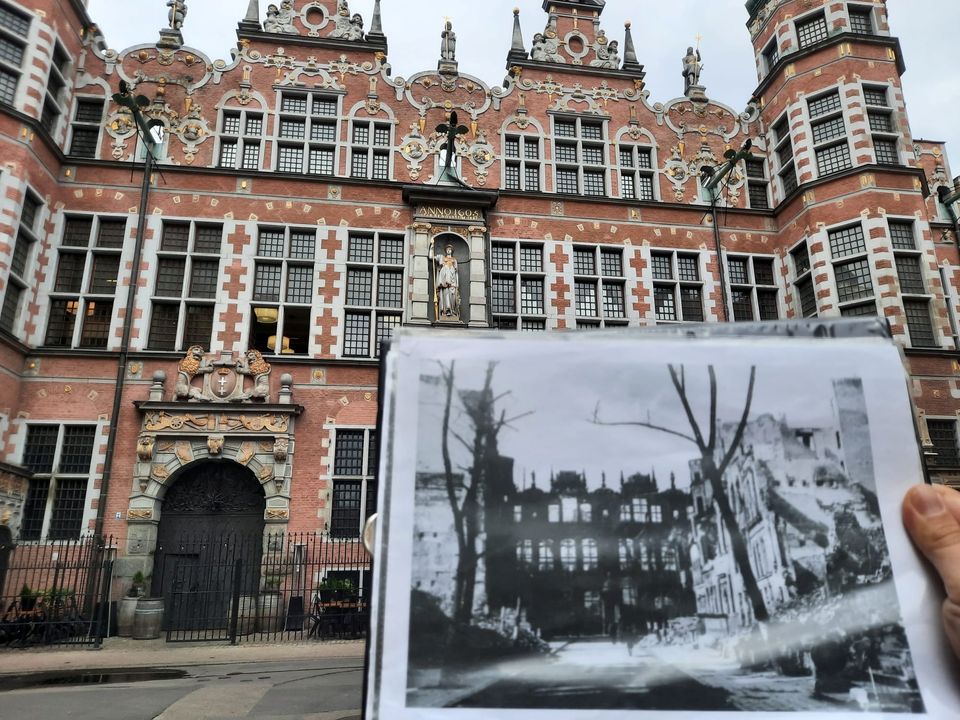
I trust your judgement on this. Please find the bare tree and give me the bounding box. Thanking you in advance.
[594,364,768,624]
[438,361,531,625]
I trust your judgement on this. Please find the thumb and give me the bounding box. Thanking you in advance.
[903,483,960,659]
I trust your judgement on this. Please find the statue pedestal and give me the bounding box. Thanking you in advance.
[685,84,708,103]
[157,28,184,50]
[437,60,458,76]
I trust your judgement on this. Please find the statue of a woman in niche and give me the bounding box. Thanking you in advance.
[434,244,460,320]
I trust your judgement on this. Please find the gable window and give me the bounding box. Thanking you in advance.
[652,251,703,323]
[0,3,30,105]
[343,232,404,358]
[552,117,606,197]
[249,227,315,356]
[275,92,340,175]
[46,216,125,348]
[492,241,546,331]
[218,108,263,170]
[20,424,97,541]
[149,222,223,351]
[503,134,541,191]
[350,119,391,180]
[330,428,377,538]
[619,144,655,201]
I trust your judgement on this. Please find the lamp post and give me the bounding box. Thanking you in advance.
[700,139,755,323]
[93,83,163,539]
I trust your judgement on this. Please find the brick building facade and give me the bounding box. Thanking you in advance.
[0,0,958,598]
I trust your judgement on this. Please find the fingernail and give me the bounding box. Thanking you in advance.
[910,485,946,517]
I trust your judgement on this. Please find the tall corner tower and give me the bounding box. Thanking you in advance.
[745,0,956,397]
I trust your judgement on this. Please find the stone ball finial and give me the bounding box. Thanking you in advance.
[280,373,293,387]
[153,370,167,383]
[513,7,520,14]
[625,21,632,28]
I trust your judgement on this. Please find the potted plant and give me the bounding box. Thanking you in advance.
[19,584,37,612]
[117,572,145,638]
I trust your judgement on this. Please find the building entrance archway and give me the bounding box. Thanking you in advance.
[153,461,266,633]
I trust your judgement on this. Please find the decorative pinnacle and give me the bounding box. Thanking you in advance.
[507,5,527,63]
[370,0,384,36]
[623,19,640,71]
[243,0,259,24]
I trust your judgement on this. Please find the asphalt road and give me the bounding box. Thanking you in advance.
[0,658,364,720]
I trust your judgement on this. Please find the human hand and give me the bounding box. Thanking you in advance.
[902,483,960,660]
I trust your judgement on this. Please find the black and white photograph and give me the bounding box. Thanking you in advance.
[365,332,959,719]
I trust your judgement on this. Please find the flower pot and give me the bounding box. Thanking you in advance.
[117,596,139,637]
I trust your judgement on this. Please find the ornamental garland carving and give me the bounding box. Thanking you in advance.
[144,412,290,434]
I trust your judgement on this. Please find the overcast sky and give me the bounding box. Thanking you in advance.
[413,344,846,492]
[87,1,959,173]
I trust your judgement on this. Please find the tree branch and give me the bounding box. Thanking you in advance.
[717,366,757,475]
[440,361,466,548]
[707,365,718,453]
[668,365,707,450]
[591,417,698,445]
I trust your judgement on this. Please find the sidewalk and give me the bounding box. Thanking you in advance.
[0,637,366,676]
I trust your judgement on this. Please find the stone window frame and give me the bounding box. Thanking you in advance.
[67,95,105,158]
[0,2,31,106]
[501,130,543,193]
[18,421,100,542]
[39,40,70,137]
[771,112,797,198]
[927,417,960,468]
[744,155,770,210]
[572,244,628,329]
[616,129,657,202]
[888,218,938,348]
[147,220,225,352]
[549,114,609,198]
[341,230,405,359]
[348,113,394,182]
[761,36,780,77]
[789,240,818,318]
[249,225,318,357]
[490,239,547,332]
[825,221,878,317]
[216,105,265,171]
[725,254,780,322]
[795,10,829,50]
[651,249,705,324]
[847,3,876,36]
[807,87,852,178]
[44,214,127,349]
[272,90,344,176]
[329,426,378,539]
[0,187,42,336]
[862,84,901,167]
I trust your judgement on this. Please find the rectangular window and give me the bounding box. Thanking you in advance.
[46,217,124,348]
[849,7,873,35]
[828,225,866,258]
[552,117,606,196]
[20,424,96,541]
[792,242,817,317]
[572,246,626,327]
[816,142,852,176]
[0,3,28,105]
[773,115,798,196]
[619,145,655,200]
[746,158,770,209]
[1,191,41,334]
[68,99,104,158]
[874,138,899,165]
[330,428,378,538]
[276,93,340,175]
[492,241,545,331]
[350,120,391,181]
[903,299,936,347]
[343,232,403,357]
[504,134,541,191]
[763,40,780,74]
[218,109,263,169]
[653,251,703,322]
[928,420,959,467]
[835,257,874,303]
[727,256,780,322]
[796,14,829,49]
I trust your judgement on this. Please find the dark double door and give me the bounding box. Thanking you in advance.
[152,462,266,636]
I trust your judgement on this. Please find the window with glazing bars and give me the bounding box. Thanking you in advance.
[816,143,852,176]
[835,258,874,303]
[848,7,873,34]
[728,256,779,321]
[745,158,770,209]
[928,420,959,467]
[343,232,403,357]
[68,99,104,158]
[350,120,391,180]
[796,14,828,48]
[46,217,125,348]
[573,246,626,326]
[1,191,41,335]
[903,299,937,347]
[149,222,222,351]
[828,225,866,258]
[763,40,779,74]
[619,145,655,200]
[552,117,606,196]
[492,241,546,330]
[0,3,28,105]
[652,251,702,322]
[772,116,798,195]
[276,93,339,175]
[503,134,541,191]
[20,424,96,541]
[218,109,262,169]
[330,428,378,538]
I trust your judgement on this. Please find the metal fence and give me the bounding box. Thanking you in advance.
[0,535,114,648]
[156,531,372,644]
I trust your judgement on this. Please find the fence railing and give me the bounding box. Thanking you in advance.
[0,536,114,648]
[154,531,372,644]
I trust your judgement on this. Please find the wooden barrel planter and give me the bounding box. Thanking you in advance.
[235,594,258,636]
[117,597,139,638]
[257,593,282,634]
[132,598,164,639]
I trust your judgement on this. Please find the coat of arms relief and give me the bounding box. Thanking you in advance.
[174,346,273,403]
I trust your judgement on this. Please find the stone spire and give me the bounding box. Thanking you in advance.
[622,20,641,72]
[370,0,384,35]
[238,0,261,32]
[507,7,527,65]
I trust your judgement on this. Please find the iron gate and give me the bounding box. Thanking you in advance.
[0,535,114,648]
[156,531,372,644]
